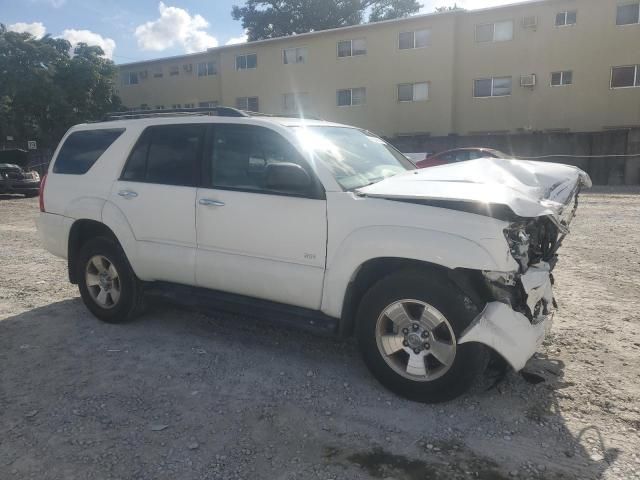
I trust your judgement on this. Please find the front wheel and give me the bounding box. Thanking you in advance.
[356,269,488,403]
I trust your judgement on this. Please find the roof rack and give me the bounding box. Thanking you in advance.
[103,106,249,121]
[246,111,324,121]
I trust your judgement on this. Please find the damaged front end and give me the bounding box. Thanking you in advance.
[458,194,582,371]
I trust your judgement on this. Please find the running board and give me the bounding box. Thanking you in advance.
[144,282,339,336]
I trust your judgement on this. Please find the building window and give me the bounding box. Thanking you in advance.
[398,29,431,49]
[155,105,165,110]
[283,93,311,113]
[152,67,163,78]
[337,87,366,106]
[171,104,181,109]
[169,66,179,76]
[123,72,138,85]
[611,65,640,88]
[236,96,259,111]
[197,61,217,76]
[474,77,512,97]
[551,71,573,86]
[397,82,429,102]
[616,3,640,25]
[475,20,514,42]
[555,10,577,26]
[184,103,195,108]
[236,53,257,70]
[337,38,367,57]
[198,101,218,108]
[283,47,308,64]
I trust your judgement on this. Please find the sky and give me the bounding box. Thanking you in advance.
[1,0,517,64]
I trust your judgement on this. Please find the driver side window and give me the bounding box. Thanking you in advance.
[206,124,318,197]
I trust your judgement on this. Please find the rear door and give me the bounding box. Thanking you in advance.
[110,123,205,285]
[195,123,327,309]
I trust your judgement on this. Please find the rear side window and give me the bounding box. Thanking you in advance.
[121,124,205,187]
[53,129,124,174]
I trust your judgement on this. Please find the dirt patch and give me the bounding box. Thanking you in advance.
[1,191,639,479]
[345,446,509,480]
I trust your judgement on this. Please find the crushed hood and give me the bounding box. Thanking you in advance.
[356,158,592,219]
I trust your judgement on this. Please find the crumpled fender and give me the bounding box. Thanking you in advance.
[520,261,554,314]
[458,302,552,371]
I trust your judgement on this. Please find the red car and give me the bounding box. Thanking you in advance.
[415,147,510,169]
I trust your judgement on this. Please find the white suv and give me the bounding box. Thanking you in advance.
[37,108,591,403]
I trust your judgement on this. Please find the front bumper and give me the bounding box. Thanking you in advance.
[458,263,554,371]
[0,178,40,194]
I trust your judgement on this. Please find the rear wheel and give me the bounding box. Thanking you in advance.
[77,237,144,323]
[356,269,487,403]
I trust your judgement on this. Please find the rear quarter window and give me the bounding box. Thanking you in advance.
[53,129,125,174]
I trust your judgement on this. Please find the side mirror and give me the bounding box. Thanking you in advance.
[265,162,311,192]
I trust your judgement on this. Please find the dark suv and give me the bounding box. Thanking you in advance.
[0,150,41,197]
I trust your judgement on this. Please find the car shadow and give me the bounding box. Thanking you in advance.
[0,298,620,479]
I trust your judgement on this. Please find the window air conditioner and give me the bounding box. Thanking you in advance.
[520,74,537,87]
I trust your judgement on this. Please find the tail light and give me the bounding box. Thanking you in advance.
[39,174,47,212]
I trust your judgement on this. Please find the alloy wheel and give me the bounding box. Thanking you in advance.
[375,299,457,381]
[85,255,121,309]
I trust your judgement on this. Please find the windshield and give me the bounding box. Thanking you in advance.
[292,126,414,190]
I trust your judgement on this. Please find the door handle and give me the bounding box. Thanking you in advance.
[199,198,225,207]
[118,190,138,199]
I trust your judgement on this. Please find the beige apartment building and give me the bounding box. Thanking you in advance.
[117,0,640,138]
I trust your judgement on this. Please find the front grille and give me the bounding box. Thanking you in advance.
[1,169,24,180]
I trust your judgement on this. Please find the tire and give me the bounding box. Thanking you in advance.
[356,269,488,403]
[76,236,145,323]
[23,192,39,198]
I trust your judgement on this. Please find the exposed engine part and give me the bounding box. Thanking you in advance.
[503,225,530,272]
[504,217,560,272]
[481,270,526,315]
[482,262,554,323]
[503,192,581,274]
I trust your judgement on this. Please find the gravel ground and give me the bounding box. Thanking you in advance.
[1,190,639,480]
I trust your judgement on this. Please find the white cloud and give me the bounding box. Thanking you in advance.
[225,33,248,46]
[47,0,66,7]
[134,2,219,53]
[7,22,47,39]
[60,29,116,59]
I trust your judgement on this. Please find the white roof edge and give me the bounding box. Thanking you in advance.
[117,50,214,68]
[118,0,554,68]
[69,115,349,129]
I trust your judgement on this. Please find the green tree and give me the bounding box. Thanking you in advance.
[232,0,423,41]
[0,24,121,149]
[434,3,461,12]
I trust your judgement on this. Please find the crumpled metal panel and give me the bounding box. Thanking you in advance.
[520,261,554,315]
[458,302,551,371]
[357,157,592,219]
